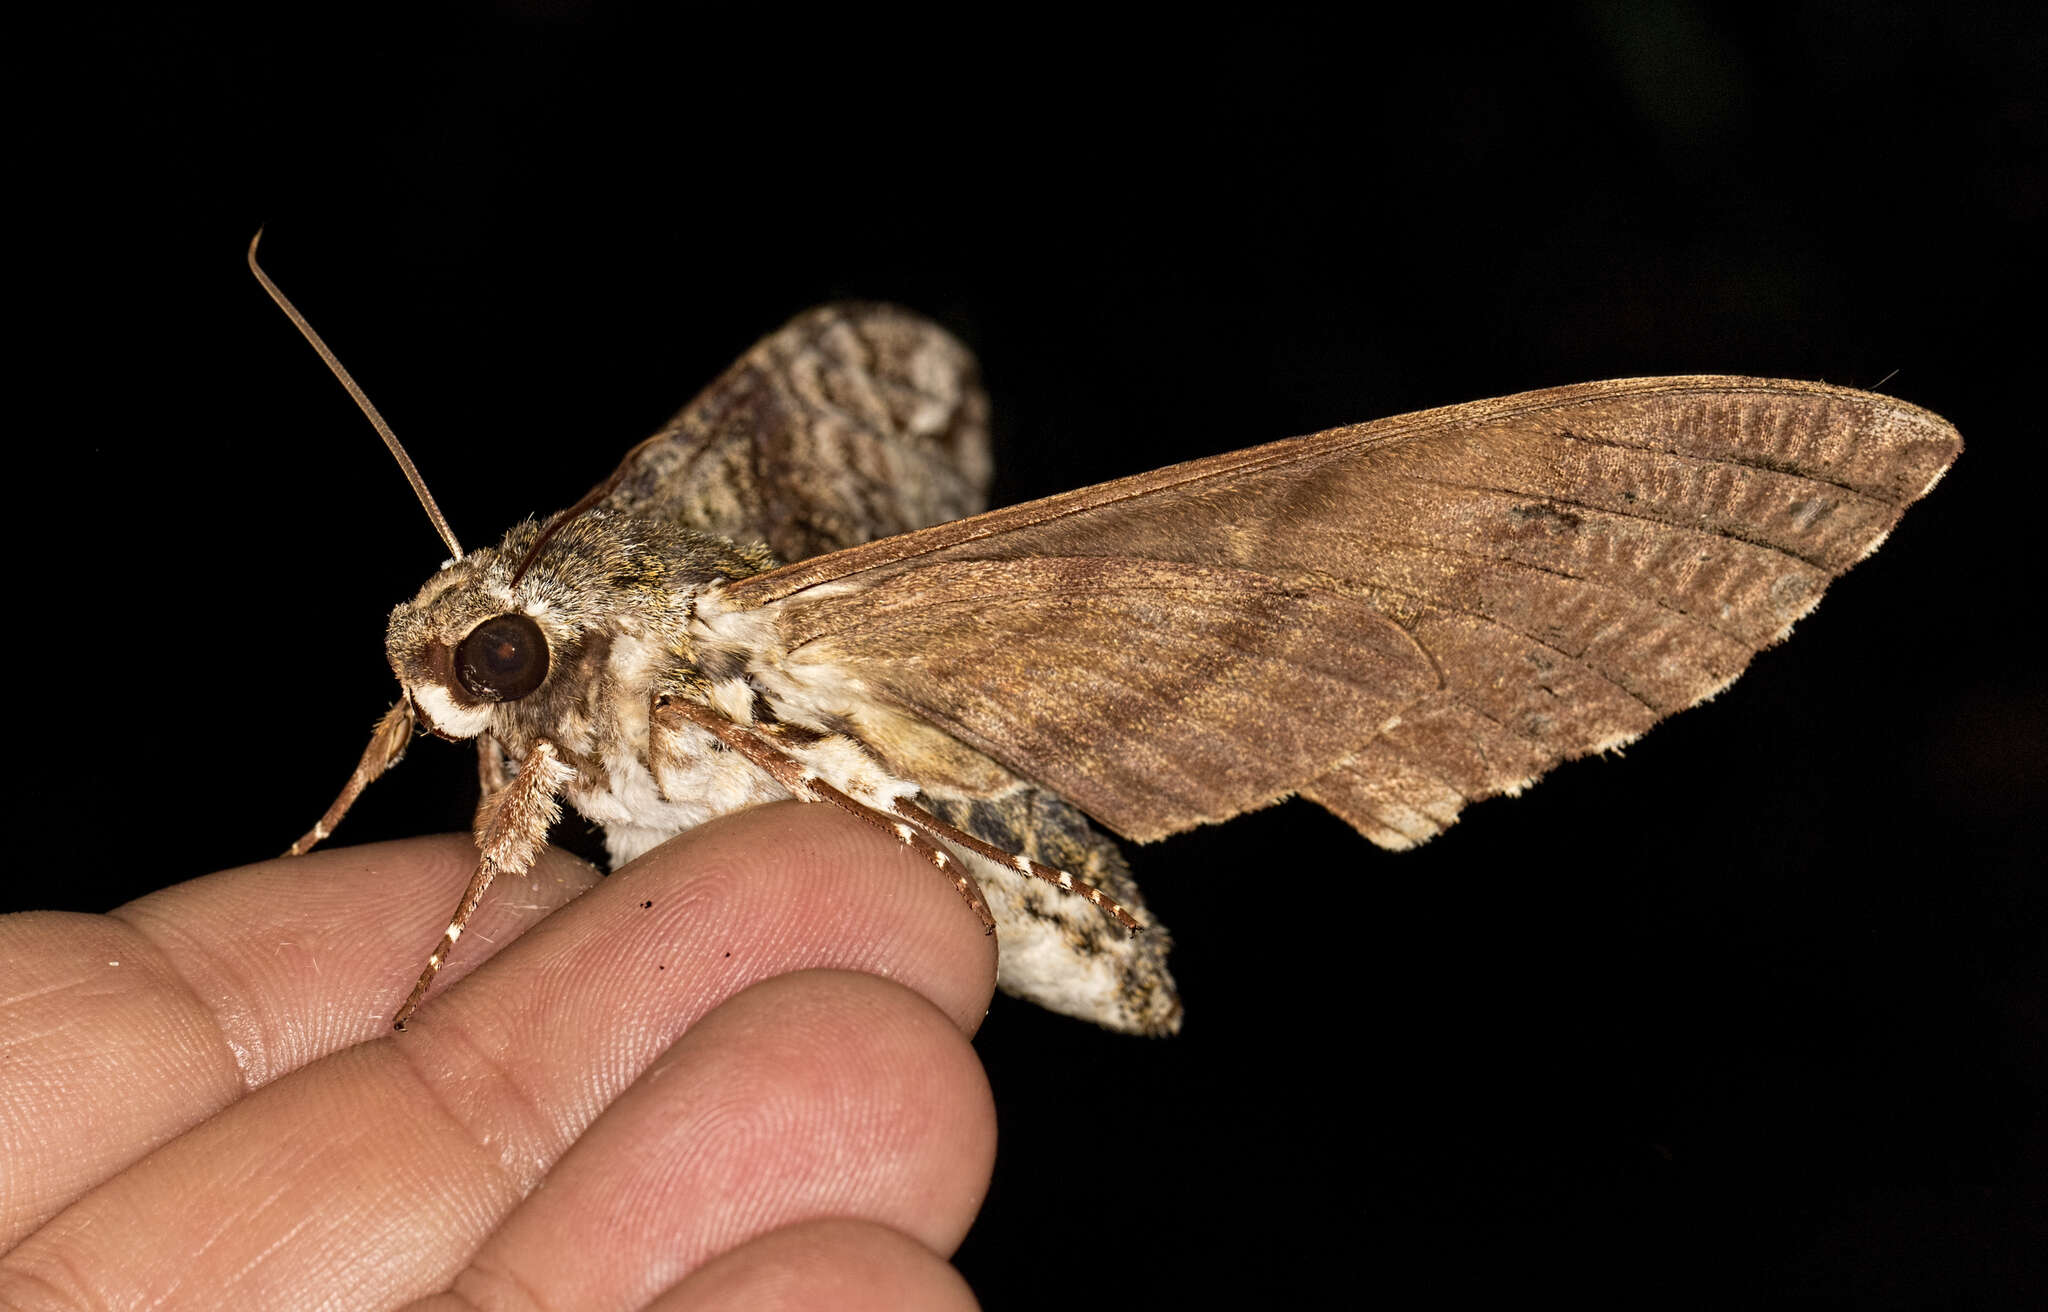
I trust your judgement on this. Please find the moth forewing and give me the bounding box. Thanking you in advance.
[266,247,1958,1035]
[728,377,1961,852]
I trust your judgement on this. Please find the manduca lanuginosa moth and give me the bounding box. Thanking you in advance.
[252,238,1961,1035]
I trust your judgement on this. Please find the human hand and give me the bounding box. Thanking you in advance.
[1,803,995,1309]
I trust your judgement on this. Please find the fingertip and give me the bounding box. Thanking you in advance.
[613,803,999,1036]
[653,1219,979,1312]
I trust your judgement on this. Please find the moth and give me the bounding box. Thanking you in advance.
[252,238,1961,1034]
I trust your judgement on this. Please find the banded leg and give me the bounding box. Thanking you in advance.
[887,797,1143,934]
[476,731,515,796]
[392,738,576,1031]
[285,700,414,856]
[807,777,995,934]
[654,697,994,933]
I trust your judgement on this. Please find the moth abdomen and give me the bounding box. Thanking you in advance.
[922,788,1181,1035]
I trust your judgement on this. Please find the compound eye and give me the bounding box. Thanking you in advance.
[455,614,550,702]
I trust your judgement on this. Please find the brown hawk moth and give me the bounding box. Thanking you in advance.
[251,239,1962,1034]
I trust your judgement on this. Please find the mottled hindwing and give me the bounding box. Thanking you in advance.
[725,378,1961,849]
[599,304,993,559]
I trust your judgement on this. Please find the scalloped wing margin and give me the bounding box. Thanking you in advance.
[738,378,1961,848]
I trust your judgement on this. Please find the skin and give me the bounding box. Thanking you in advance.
[0,804,994,1310]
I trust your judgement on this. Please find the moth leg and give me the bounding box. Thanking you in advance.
[471,734,515,851]
[285,700,414,856]
[477,731,515,795]
[392,738,576,1031]
[804,776,995,934]
[653,697,994,934]
[886,797,1143,934]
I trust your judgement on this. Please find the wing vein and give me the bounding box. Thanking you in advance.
[1396,476,1840,572]
[1351,587,1676,717]
[1309,527,1771,641]
[1547,422,1883,500]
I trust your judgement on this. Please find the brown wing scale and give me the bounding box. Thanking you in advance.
[729,378,1960,847]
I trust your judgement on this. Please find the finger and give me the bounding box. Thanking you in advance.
[415,972,994,1310]
[651,1218,980,1312]
[0,839,597,1247]
[120,837,603,1077]
[1,804,996,1309]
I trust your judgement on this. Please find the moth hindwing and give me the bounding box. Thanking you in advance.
[263,259,1960,1033]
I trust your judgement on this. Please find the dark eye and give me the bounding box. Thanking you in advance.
[455,614,550,702]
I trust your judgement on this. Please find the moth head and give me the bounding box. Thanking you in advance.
[383,511,774,740]
[383,543,562,740]
[378,514,607,738]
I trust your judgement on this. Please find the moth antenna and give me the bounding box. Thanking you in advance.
[509,421,676,586]
[508,479,608,588]
[246,230,465,561]
[508,461,632,588]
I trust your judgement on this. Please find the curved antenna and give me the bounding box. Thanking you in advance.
[509,468,624,588]
[247,230,464,560]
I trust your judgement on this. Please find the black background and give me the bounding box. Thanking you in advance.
[16,4,2044,1306]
